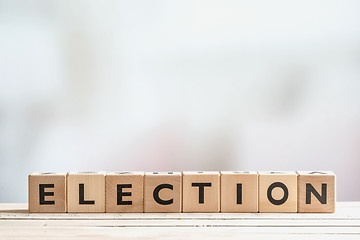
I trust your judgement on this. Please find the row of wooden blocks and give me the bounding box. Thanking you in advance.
[28,171,335,213]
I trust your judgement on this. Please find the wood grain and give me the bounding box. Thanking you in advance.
[297,171,335,213]
[106,171,144,213]
[182,171,220,212]
[144,172,182,213]
[220,171,258,212]
[0,202,358,239]
[28,172,67,213]
[258,171,297,213]
[67,172,105,213]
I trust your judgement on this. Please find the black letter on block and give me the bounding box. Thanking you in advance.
[117,184,132,205]
[153,184,173,205]
[267,182,288,205]
[192,183,212,204]
[79,183,95,204]
[237,183,242,204]
[306,183,327,204]
[39,184,55,205]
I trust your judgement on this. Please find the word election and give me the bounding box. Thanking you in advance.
[28,171,335,213]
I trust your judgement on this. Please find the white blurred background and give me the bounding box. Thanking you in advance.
[1,0,360,202]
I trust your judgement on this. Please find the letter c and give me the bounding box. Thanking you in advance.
[153,184,173,205]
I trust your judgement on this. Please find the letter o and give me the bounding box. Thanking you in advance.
[267,182,289,205]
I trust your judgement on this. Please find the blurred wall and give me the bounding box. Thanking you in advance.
[1,0,360,202]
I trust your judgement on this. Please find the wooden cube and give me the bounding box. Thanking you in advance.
[182,171,220,212]
[28,172,67,213]
[297,171,335,213]
[67,172,106,213]
[106,171,144,213]
[258,171,297,213]
[144,172,182,213]
[220,171,258,212]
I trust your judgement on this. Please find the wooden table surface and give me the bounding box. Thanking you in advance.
[0,202,359,239]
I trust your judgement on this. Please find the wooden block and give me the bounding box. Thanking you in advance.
[220,171,258,212]
[297,171,335,213]
[144,172,182,213]
[106,172,144,213]
[258,171,297,213]
[28,172,67,213]
[67,172,105,213]
[182,171,220,212]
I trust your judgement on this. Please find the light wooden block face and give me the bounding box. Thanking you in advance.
[297,171,335,213]
[28,172,67,213]
[220,171,258,212]
[67,172,106,213]
[258,171,297,213]
[144,172,182,213]
[106,172,144,213]
[182,171,220,212]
